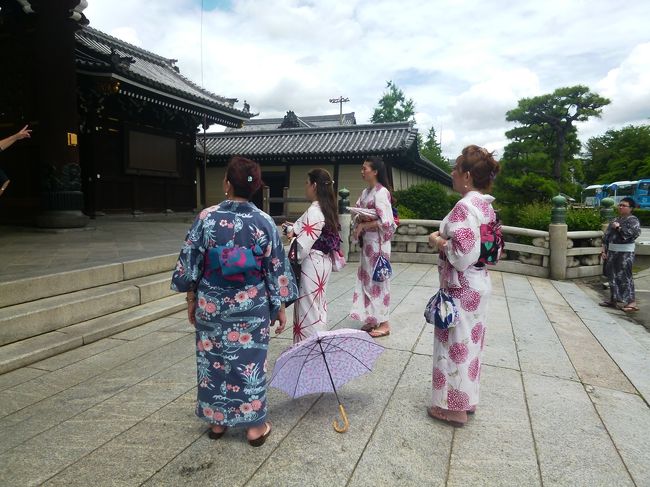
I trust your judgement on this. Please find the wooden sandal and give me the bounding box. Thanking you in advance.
[622,305,639,313]
[427,406,466,427]
[208,426,227,440]
[598,301,616,308]
[248,422,272,447]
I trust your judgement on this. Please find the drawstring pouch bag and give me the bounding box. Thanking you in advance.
[372,253,392,282]
[424,289,458,330]
[211,244,262,276]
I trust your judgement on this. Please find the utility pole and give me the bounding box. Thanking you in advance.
[329,96,350,125]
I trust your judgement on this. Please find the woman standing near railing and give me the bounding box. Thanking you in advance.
[600,197,641,312]
[349,156,396,338]
[427,145,500,427]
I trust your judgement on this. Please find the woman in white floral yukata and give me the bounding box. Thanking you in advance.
[427,145,500,427]
[350,156,397,338]
[171,157,297,447]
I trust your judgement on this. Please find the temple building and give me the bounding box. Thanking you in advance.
[0,1,251,226]
[198,111,452,218]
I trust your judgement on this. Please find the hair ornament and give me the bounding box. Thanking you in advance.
[247,175,253,182]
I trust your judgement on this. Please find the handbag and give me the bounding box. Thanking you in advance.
[331,249,346,272]
[424,289,458,330]
[372,253,392,282]
[285,238,301,307]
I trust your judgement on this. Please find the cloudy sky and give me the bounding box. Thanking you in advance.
[84,0,650,159]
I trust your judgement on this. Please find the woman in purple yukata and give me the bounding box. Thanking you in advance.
[280,168,341,343]
[171,157,297,447]
[427,145,500,427]
[350,156,397,338]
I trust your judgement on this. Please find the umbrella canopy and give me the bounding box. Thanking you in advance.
[269,329,384,399]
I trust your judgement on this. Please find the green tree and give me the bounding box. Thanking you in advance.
[583,125,650,183]
[370,81,416,123]
[420,126,451,172]
[506,85,610,182]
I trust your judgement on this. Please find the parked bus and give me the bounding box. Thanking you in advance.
[581,184,607,206]
[583,179,650,209]
[605,180,637,204]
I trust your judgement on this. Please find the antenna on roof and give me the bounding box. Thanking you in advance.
[200,0,204,87]
[329,96,350,125]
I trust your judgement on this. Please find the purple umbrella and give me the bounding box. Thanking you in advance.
[269,328,384,432]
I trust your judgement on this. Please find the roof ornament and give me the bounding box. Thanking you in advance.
[110,48,135,71]
[243,100,250,113]
[279,111,301,129]
[15,0,34,14]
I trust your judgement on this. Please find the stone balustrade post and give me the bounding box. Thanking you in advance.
[549,195,568,280]
[600,197,615,233]
[338,188,351,258]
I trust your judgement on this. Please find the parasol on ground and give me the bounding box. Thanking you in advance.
[269,329,384,432]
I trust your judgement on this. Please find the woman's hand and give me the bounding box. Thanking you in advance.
[428,231,447,251]
[601,248,607,260]
[612,221,621,230]
[186,292,197,327]
[274,307,287,335]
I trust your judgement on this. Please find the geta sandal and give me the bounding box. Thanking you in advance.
[208,426,227,440]
[248,422,272,447]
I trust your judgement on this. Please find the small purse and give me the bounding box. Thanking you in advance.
[424,289,458,330]
[372,253,392,282]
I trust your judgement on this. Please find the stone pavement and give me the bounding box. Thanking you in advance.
[1,255,649,486]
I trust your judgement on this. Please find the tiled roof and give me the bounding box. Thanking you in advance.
[229,112,356,132]
[198,122,452,185]
[75,27,251,122]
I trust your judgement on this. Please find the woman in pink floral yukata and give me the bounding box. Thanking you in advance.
[350,156,397,338]
[427,145,500,427]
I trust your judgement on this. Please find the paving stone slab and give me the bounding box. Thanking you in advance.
[111,315,192,341]
[523,372,633,486]
[508,296,577,380]
[348,354,451,487]
[0,366,45,392]
[447,365,540,487]
[587,386,650,486]
[502,273,538,301]
[245,349,411,487]
[29,338,124,372]
[540,302,635,393]
[140,342,322,487]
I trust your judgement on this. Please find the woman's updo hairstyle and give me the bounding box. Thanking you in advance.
[226,156,263,199]
[455,145,500,192]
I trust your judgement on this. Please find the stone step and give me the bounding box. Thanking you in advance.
[0,271,175,347]
[0,253,177,308]
[0,294,185,375]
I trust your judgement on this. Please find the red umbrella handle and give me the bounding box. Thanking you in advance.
[333,404,349,433]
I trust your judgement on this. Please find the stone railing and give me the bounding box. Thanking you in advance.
[338,191,644,280]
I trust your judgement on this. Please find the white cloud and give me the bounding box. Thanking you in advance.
[83,0,650,159]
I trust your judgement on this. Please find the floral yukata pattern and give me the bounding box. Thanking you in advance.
[292,202,333,343]
[432,191,495,411]
[350,184,396,326]
[171,200,297,428]
[603,214,641,304]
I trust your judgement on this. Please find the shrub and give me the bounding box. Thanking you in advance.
[396,204,418,220]
[634,209,650,226]
[515,202,551,231]
[566,207,603,231]
[393,182,453,220]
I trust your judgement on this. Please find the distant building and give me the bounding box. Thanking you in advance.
[0,2,251,226]
[198,111,452,217]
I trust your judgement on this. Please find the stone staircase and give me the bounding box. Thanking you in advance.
[0,254,185,374]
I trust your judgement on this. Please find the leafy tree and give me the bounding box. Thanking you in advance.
[370,81,416,123]
[583,124,650,183]
[393,182,452,219]
[420,126,451,172]
[506,85,610,182]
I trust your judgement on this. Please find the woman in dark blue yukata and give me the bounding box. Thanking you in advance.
[171,156,297,447]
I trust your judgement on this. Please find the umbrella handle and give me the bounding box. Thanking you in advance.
[333,404,349,433]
